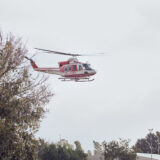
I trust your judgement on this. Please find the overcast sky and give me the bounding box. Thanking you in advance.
[1,0,160,152]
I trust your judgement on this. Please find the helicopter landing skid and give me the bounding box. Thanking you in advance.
[75,78,94,82]
[58,77,94,82]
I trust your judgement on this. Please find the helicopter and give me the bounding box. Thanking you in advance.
[25,48,97,82]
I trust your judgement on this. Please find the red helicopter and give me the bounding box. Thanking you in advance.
[25,48,97,82]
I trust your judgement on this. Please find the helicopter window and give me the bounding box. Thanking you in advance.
[68,66,72,71]
[73,65,77,71]
[64,66,72,72]
[82,64,91,70]
[64,67,68,72]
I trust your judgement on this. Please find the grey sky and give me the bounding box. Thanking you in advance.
[1,0,160,151]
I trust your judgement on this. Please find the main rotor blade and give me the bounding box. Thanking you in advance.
[35,48,106,57]
[81,53,105,56]
[35,48,81,56]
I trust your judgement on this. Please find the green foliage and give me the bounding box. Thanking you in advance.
[135,131,160,154]
[0,32,53,159]
[38,140,87,160]
[102,139,136,160]
[74,140,87,159]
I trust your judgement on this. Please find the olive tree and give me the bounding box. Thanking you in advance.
[0,32,53,159]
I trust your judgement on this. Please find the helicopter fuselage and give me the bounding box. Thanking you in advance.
[29,57,96,81]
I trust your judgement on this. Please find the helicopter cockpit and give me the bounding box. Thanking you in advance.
[82,63,92,70]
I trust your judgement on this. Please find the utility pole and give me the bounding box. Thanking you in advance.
[148,129,153,160]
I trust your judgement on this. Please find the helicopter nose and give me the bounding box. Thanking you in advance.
[93,69,96,75]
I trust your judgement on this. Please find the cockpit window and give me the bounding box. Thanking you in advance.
[82,64,92,70]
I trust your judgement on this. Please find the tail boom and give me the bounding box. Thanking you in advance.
[34,67,61,75]
[25,56,61,75]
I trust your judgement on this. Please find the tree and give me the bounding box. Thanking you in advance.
[93,140,103,155]
[135,131,160,154]
[57,139,74,150]
[38,140,87,160]
[0,32,53,159]
[74,141,83,152]
[74,141,87,160]
[87,150,92,156]
[102,139,136,160]
[38,143,58,160]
